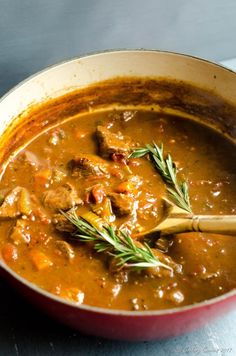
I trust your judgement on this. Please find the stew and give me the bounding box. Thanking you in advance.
[0,81,236,311]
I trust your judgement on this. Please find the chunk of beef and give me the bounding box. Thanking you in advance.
[146,249,182,278]
[96,126,131,158]
[109,192,135,216]
[42,183,82,212]
[53,213,77,233]
[155,237,173,253]
[0,187,32,219]
[55,240,75,260]
[68,154,109,178]
[108,257,129,283]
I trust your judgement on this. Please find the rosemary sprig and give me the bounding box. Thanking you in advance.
[129,143,192,213]
[61,209,172,271]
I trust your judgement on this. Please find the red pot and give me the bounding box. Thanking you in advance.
[0,50,235,341]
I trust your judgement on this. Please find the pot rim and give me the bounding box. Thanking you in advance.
[0,48,235,103]
[0,48,236,317]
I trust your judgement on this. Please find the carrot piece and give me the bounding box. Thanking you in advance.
[34,169,52,187]
[29,249,53,270]
[2,243,18,263]
[116,181,135,194]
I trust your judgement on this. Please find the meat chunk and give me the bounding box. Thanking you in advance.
[0,187,32,219]
[146,249,182,278]
[96,126,131,158]
[68,154,109,178]
[109,193,135,216]
[155,237,172,253]
[42,183,82,212]
[55,240,75,260]
[53,213,77,233]
[108,257,129,283]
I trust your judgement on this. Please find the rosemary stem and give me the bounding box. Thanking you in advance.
[129,142,192,213]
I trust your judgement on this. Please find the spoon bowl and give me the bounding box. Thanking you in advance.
[139,200,236,237]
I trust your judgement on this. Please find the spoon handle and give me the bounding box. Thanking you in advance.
[192,215,236,235]
[147,214,236,236]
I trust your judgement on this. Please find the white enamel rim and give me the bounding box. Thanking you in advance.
[0,49,236,317]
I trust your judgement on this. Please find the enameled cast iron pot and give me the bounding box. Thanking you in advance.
[0,50,236,341]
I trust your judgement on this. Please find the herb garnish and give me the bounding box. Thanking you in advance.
[129,143,192,213]
[61,210,172,271]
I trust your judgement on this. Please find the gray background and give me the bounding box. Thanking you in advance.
[0,1,236,355]
[1,0,236,97]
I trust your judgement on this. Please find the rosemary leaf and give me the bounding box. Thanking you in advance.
[61,210,172,271]
[129,142,192,213]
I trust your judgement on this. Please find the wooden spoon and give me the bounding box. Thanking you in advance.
[139,199,236,237]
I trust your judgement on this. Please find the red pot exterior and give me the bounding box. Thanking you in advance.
[2,267,236,341]
[0,51,236,341]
